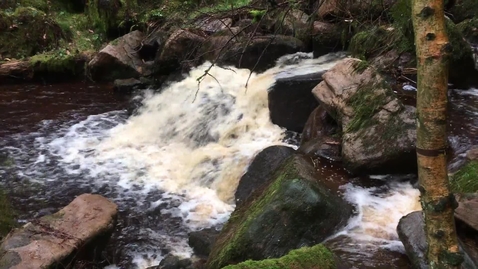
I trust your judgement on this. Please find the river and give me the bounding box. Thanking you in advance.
[0,54,477,268]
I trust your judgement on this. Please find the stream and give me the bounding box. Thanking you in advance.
[0,53,477,269]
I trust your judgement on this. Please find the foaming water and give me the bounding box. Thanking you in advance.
[15,54,345,267]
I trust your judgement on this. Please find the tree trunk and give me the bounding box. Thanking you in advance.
[412,0,463,268]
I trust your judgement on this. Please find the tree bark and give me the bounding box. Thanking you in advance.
[412,0,463,268]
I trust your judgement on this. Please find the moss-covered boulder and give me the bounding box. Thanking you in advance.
[389,0,478,87]
[457,17,478,44]
[312,58,417,174]
[0,7,69,59]
[451,160,478,193]
[206,154,353,269]
[222,244,337,269]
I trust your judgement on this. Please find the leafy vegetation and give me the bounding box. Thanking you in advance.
[451,161,478,193]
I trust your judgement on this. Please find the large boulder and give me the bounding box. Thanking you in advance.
[235,145,295,206]
[88,30,150,81]
[201,35,306,72]
[312,58,416,174]
[268,52,347,132]
[397,211,478,269]
[206,154,353,269]
[0,194,117,268]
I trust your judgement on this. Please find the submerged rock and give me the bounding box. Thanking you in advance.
[0,194,117,268]
[207,154,353,269]
[88,30,149,81]
[113,78,145,93]
[235,145,295,206]
[312,58,416,174]
[397,211,478,269]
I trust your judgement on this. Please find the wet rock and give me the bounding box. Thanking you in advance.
[300,106,339,145]
[235,145,295,206]
[88,30,149,81]
[202,35,305,72]
[268,73,320,132]
[207,154,354,269]
[397,211,478,269]
[188,228,220,257]
[113,78,145,93]
[312,58,416,174]
[0,194,117,268]
[154,29,207,74]
[155,254,194,269]
[268,52,347,132]
[466,146,478,160]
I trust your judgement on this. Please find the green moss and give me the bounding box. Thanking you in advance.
[451,161,478,193]
[0,7,68,59]
[222,244,336,269]
[0,190,16,239]
[29,50,81,74]
[345,80,392,133]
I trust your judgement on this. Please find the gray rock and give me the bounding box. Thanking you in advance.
[88,30,150,81]
[312,58,416,174]
[0,194,117,269]
[113,78,145,93]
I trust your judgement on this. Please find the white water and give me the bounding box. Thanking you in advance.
[3,52,423,268]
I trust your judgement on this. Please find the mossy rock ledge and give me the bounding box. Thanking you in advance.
[206,154,353,269]
[222,244,338,269]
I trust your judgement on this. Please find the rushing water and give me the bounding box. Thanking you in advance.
[1,55,477,269]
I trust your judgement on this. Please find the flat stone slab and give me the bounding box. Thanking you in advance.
[0,194,117,269]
